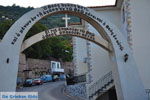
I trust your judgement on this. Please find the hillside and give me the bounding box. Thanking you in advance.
[0,4,81,29]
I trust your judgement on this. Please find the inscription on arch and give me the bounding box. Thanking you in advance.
[42,27,95,41]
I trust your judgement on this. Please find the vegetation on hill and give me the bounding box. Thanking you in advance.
[0,4,80,29]
[0,20,14,39]
[0,4,80,61]
[23,22,73,61]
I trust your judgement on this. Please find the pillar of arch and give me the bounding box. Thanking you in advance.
[0,3,146,100]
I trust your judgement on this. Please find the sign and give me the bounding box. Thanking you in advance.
[42,27,95,41]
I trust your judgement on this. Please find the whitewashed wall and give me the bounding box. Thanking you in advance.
[130,0,150,89]
[96,9,121,29]
[87,25,112,85]
[72,9,122,95]
[73,37,88,75]
[86,9,121,87]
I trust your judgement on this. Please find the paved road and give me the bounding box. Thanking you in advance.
[17,81,73,100]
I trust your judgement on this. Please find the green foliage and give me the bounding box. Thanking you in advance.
[22,23,73,61]
[40,14,80,29]
[24,22,48,39]
[0,5,33,21]
[22,21,73,61]
[0,20,14,39]
[24,36,73,61]
[0,5,80,29]
[47,37,73,61]
[0,5,74,62]
[0,18,73,62]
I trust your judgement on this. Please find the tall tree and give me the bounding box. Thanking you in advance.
[0,20,14,39]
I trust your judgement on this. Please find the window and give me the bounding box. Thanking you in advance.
[52,62,56,69]
[57,63,60,68]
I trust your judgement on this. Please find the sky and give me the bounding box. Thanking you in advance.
[0,0,116,8]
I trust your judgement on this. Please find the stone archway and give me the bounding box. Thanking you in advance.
[0,3,146,100]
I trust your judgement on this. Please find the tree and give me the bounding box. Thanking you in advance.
[23,23,73,61]
[23,22,52,59]
[47,37,73,61]
[0,20,14,39]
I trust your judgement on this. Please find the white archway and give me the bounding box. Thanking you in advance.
[21,27,110,52]
[0,3,146,100]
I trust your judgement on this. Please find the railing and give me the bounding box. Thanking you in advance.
[88,71,114,99]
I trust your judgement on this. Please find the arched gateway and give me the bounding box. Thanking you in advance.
[0,3,146,100]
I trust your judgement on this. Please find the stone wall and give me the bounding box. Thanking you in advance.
[61,62,74,75]
[18,53,27,80]
[18,54,74,79]
[19,53,26,71]
[66,83,87,99]
[27,58,50,78]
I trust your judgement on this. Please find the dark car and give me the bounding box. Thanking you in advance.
[33,78,43,85]
[23,79,33,87]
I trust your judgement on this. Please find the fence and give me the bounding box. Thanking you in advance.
[88,71,114,98]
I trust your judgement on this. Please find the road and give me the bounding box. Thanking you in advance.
[17,81,74,100]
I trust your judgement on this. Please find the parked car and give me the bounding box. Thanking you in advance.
[40,75,53,83]
[59,74,66,80]
[33,78,43,85]
[23,79,33,87]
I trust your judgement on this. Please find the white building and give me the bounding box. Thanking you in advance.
[72,0,150,99]
[51,61,64,73]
